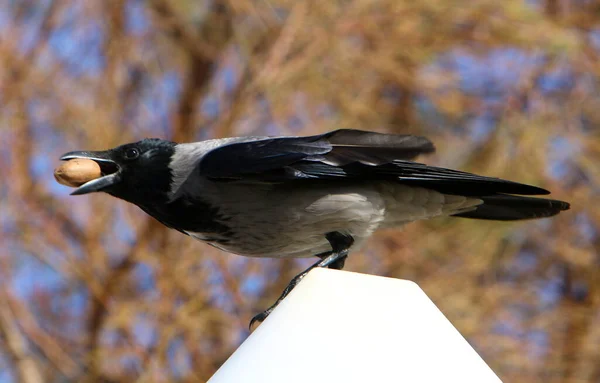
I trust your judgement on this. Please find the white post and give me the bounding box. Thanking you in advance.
[209,268,502,383]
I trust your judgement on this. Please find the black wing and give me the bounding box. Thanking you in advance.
[197,129,550,195]
[197,129,435,178]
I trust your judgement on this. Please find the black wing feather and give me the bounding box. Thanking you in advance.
[197,129,559,197]
[320,129,435,166]
[452,195,570,220]
[198,129,435,178]
[286,161,549,196]
[197,137,329,178]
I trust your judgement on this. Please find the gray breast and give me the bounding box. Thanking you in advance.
[190,181,387,258]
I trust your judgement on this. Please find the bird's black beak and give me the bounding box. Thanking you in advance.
[59,150,121,195]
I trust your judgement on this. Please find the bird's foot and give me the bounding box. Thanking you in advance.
[249,308,273,329]
[249,231,354,330]
[249,267,312,330]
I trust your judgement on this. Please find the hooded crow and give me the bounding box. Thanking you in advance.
[59,129,570,327]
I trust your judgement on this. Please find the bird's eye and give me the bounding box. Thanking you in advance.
[124,148,140,160]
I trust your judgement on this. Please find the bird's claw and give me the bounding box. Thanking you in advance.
[249,308,273,330]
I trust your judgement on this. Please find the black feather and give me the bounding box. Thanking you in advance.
[452,195,570,220]
[198,129,435,178]
[321,129,435,165]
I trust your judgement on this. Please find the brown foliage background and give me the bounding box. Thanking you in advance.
[0,1,597,382]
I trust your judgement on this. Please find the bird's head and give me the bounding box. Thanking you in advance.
[60,138,176,205]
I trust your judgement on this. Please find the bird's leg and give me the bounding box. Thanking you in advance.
[249,263,318,329]
[249,232,354,329]
[318,251,346,270]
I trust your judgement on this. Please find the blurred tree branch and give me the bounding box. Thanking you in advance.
[0,0,593,382]
[0,290,44,383]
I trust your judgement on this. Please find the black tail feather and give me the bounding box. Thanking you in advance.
[452,195,570,221]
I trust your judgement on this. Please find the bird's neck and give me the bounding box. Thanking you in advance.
[138,195,230,235]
